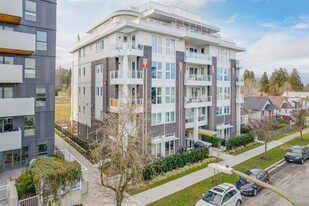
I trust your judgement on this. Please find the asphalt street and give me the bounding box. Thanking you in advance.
[242,160,309,206]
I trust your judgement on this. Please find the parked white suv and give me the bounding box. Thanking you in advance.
[195,183,242,206]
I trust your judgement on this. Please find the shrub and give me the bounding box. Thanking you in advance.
[225,133,254,150]
[55,90,58,96]
[143,147,209,180]
[280,123,287,128]
[241,125,251,134]
[15,170,36,199]
[208,137,221,148]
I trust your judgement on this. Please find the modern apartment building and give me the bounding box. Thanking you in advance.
[0,0,56,171]
[71,1,244,157]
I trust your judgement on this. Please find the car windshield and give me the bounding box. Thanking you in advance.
[202,191,222,206]
[288,148,302,154]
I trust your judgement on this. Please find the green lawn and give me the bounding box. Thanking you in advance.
[129,158,222,195]
[148,133,309,206]
[232,143,263,156]
[269,130,298,142]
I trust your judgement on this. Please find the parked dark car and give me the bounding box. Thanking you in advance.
[194,141,205,150]
[285,145,309,164]
[235,168,269,196]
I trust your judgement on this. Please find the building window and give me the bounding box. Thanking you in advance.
[100,87,103,96]
[224,87,230,100]
[216,107,222,115]
[0,56,14,64]
[0,24,14,31]
[166,38,175,55]
[79,68,81,76]
[151,87,162,104]
[96,87,99,96]
[83,67,86,75]
[0,117,13,133]
[83,106,85,113]
[217,68,223,81]
[166,63,176,80]
[165,111,175,123]
[83,87,85,95]
[78,87,81,95]
[36,31,47,51]
[78,105,80,112]
[152,35,162,54]
[224,106,230,114]
[36,87,46,107]
[37,142,48,157]
[95,64,103,73]
[0,87,13,99]
[217,87,223,100]
[25,0,36,21]
[22,145,29,166]
[151,113,162,125]
[24,116,35,136]
[152,61,162,79]
[165,140,175,156]
[78,50,81,58]
[83,48,85,57]
[25,58,35,78]
[165,87,175,104]
[96,39,104,51]
[224,68,230,81]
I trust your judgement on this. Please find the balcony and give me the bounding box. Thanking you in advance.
[0,64,23,83]
[236,77,244,86]
[0,0,22,24]
[185,115,207,128]
[0,98,35,117]
[185,52,212,65]
[185,74,212,86]
[109,98,143,113]
[0,128,21,152]
[110,70,143,85]
[185,96,212,108]
[110,43,144,57]
[236,94,244,104]
[0,30,36,55]
[236,59,244,68]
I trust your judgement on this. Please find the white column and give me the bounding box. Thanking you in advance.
[122,48,129,100]
[194,107,199,142]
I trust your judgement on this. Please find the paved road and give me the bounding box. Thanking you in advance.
[243,160,309,206]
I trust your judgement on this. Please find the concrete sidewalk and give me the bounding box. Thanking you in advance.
[131,128,309,205]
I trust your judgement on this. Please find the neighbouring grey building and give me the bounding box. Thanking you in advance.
[0,0,56,171]
[70,1,245,157]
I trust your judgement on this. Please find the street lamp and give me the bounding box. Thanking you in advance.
[208,163,302,206]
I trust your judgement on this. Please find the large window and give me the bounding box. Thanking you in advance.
[151,113,162,125]
[95,64,103,73]
[216,107,222,115]
[36,31,47,51]
[165,63,176,80]
[0,56,14,64]
[224,68,230,81]
[0,87,13,99]
[0,117,13,133]
[0,23,14,31]
[151,87,162,104]
[224,87,230,100]
[224,106,230,114]
[165,38,175,55]
[217,68,223,81]
[152,35,162,54]
[165,140,175,156]
[96,39,104,51]
[25,0,36,21]
[38,142,48,157]
[217,87,223,100]
[165,111,175,123]
[36,87,46,107]
[152,61,162,79]
[165,87,175,104]
[25,58,35,78]
[24,116,35,136]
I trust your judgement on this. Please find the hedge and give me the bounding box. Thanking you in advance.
[241,125,251,134]
[225,133,254,150]
[143,147,209,180]
[208,137,221,148]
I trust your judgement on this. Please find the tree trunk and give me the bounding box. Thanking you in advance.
[300,130,303,141]
[116,191,124,206]
[264,142,267,158]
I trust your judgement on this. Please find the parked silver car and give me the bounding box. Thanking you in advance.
[196,183,242,206]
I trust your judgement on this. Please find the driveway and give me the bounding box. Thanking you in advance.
[242,160,309,206]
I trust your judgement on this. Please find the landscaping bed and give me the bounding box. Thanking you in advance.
[148,132,309,206]
[225,142,263,156]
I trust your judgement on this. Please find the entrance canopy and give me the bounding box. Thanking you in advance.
[186,129,217,136]
[152,135,178,144]
[216,123,233,130]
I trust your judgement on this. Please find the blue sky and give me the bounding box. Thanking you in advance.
[56,0,309,83]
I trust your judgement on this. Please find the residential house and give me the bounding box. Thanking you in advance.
[268,96,294,122]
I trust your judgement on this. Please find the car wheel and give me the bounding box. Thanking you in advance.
[236,200,242,206]
[301,158,304,164]
[253,188,257,196]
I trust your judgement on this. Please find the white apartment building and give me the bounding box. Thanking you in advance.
[70,1,245,157]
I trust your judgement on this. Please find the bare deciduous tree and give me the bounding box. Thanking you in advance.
[55,67,69,91]
[257,122,273,160]
[292,109,307,141]
[91,98,154,206]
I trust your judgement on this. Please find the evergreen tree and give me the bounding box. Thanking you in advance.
[288,68,303,91]
[66,68,72,88]
[243,69,255,80]
[260,72,269,92]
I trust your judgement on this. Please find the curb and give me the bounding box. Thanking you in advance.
[265,159,287,176]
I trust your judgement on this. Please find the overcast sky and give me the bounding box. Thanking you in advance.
[56,0,309,84]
